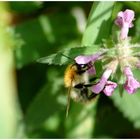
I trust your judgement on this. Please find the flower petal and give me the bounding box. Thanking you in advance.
[91,78,106,94]
[118,11,124,18]
[124,67,140,94]
[91,69,112,94]
[120,25,129,40]
[75,53,101,64]
[115,16,123,27]
[103,81,117,96]
[115,9,134,28]
[124,66,133,76]
[115,9,135,40]
[123,9,134,24]
[87,64,96,75]
[124,76,140,94]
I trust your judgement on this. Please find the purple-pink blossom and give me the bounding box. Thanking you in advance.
[75,53,101,75]
[91,69,116,94]
[124,67,140,94]
[115,9,135,40]
[91,77,107,94]
[75,53,101,64]
[87,62,96,75]
[103,81,117,96]
[73,9,139,96]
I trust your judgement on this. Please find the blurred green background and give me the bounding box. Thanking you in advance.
[1,1,140,138]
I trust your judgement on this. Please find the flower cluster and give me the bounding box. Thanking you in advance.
[75,9,140,96]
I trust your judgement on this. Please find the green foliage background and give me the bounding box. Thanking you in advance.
[1,1,140,138]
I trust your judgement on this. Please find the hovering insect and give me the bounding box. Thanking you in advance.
[62,54,99,117]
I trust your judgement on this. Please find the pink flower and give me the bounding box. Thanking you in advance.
[75,53,101,75]
[115,9,135,40]
[91,69,113,94]
[124,67,140,94]
[87,62,96,75]
[103,81,117,96]
[75,53,101,64]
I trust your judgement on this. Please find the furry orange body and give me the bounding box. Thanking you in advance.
[64,64,76,88]
[64,63,98,117]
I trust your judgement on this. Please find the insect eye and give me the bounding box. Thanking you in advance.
[81,64,87,68]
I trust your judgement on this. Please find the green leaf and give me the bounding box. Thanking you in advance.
[81,2,115,46]
[123,2,140,13]
[111,89,140,129]
[9,2,43,14]
[25,84,63,128]
[111,2,123,21]
[37,46,106,65]
[93,95,134,138]
[65,100,98,138]
[132,16,140,43]
[25,66,65,128]
[14,13,80,68]
[17,63,48,113]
